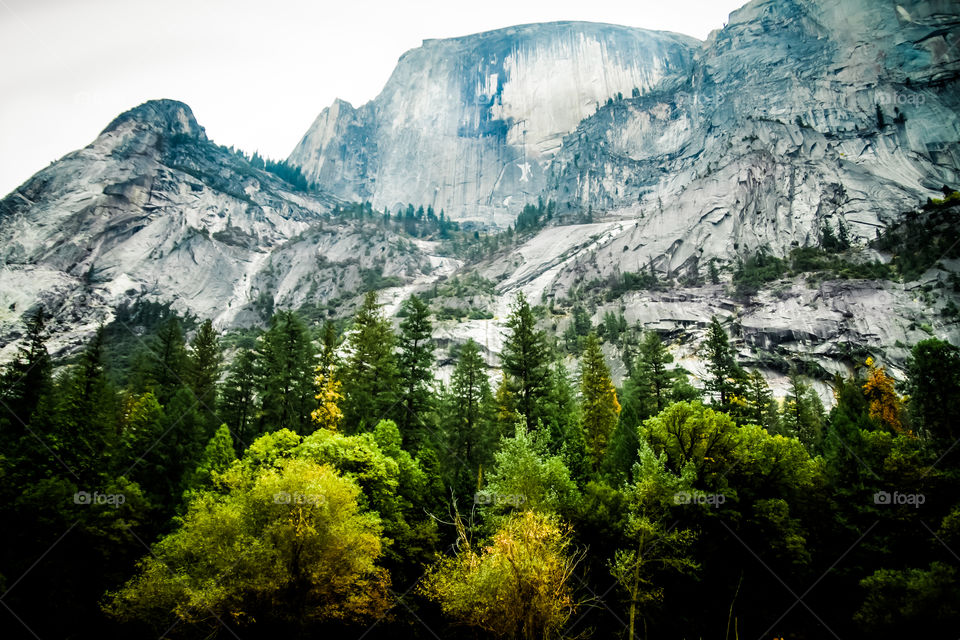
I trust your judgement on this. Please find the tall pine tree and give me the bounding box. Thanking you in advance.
[397,295,435,448]
[257,311,315,433]
[501,292,552,430]
[701,316,746,416]
[340,292,399,433]
[579,334,621,472]
[187,319,222,431]
[442,339,497,496]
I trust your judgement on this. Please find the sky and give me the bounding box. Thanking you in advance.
[0,0,745,197]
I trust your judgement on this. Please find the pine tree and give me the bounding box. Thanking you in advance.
[542,358,582,456]
[746,369,780,433]
[187,319,222,430]
[146,315,188,405]
[0,307,52,443]
[183,423,236,493]
[781,367,825,450]
[702,316,746,415]
[501,292,552,430]
[220,348,258,451]
[443,339,497,496]
[58,327,119,481]
[580,334,621,472]
[906,338,960,446]
[341,292,400,433]
[637,331,674,414]
[319,321,338,373]
[258,311,316,433]
[397,295,435,448]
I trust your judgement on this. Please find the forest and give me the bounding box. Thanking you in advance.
[0,292,958,639]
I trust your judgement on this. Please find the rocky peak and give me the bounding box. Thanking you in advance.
[100,99,206,142]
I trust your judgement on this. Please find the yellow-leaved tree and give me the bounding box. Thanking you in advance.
[862,357,910,436]
[311,364,343,432]
[421,510,584,640]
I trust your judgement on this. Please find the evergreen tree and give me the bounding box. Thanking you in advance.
[145,315,188,405]
[746,369,781,433]
[636,331,674,414]
[396,294,435,448]
[318,320,339,373]
[0,307,52,444]
[219,348,258,451]
[258,311,316,433]
[187,319,222,430]
[543,358,583,459]
[442,339,497,496]
[579,334,621,472]
[341,292,400,433]
[51,327,119,483]
[781,367,826,451]
[183,423,236,493]
[906,338,960,450]
[701,316,746,415]
[501,292,552,430]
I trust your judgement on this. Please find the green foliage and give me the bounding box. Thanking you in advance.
[440,339,498,498]
[872,195,960,280]
[105,457,390,633]
[579,334,621,471]
[501,292,553,431]
[396,295,434,448]
[420,510,583,640]
[340,292,400,433]
[257,310,316,433]
[701,317,748,417]
[485,421,579,518]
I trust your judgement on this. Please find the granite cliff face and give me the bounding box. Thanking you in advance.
[0,100,433,356]
[290,2,959,246]
[288,22,698,224]
[544,0,960,276]
[2,0,959,389]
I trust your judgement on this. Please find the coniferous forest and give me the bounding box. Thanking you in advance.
[1,291,958,639]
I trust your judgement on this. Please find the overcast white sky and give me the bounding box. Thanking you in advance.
[0,0,745,197]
